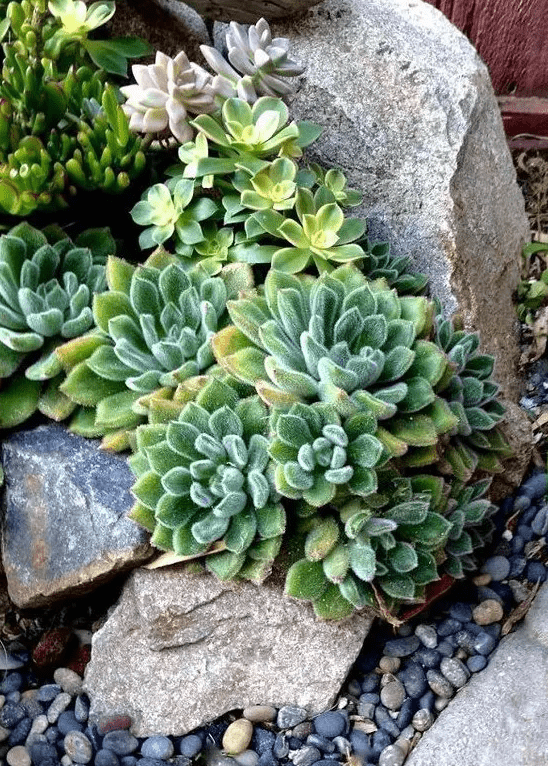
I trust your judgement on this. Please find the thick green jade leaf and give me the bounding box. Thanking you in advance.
[55,334,110,372]
[285,559,328,601]
[0,375,41,428]
[94,390,143,429]
[348,541,376,582]
[378,574,416,601]
[304,517,339,561]
[206,551,247,581]
[390,541,418,573]
[323,544,350,584]
[0,343,23,378]
[255,504,286,538]
[128,501,157,532]
[68,407,107,438]
[248,535,282,561]
[313,584,354,620]
[132,471,164,510]
[38,376,77,421]
[389,415,438,446]
[339,574,375,608]
[60,361,125,406]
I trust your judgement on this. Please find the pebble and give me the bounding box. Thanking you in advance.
[95,749,120,766]
[395,698,414,730]
[9,718,32,747]
[521,472,547,499]
[58,711,85,736]
[508,555,527,578]
[374,707,400,738]
[473,630,497,656]
[102,731,140,756]
[531,505,548,535]
[306,734,334,753]
[47,692,72,724]
[6,745,31,766]
[180,735,203,758]
[37,685,61,703]
[380,680,406,711]
[289,745,320,766]
[54,668,84,696]
[434,696,450,712]
[273,733,289,759]
[277,707,308,729]
[0,675,23,695]
[448,603,472,622]
[440,657,468,688]
[64,731,94,764]
[472,599,504,625]
[526,561,547,583]
[467,654,488,672]
[371,729,392,757]
[234,750,259,766]
[400,663,428,699]
[414,625,437,649]
[313,712,346,739]
[332,736,351,755]
[434,639,454,657]
[436,618,462,637]
[378,657,401,673]
[411,709,434,732]
[360,673,380,693]
[292,723,313,740]
[383,637,420,658]
[413,649,441,669]
[481,555,511,582]
[378,743,406,766]
[243,707,277,724]
[426,670,454,698]
[141,736,174,760]
[357,700,375,719]
[223,720,253,755]
[348,729,372,758]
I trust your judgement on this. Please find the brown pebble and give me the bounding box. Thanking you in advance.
[97,714,133,736]
[473,599,504,625]
[243,705,277,723]
[472,573,492,586]
[352,719,377,734]
[7,745,31,766]
[379,656,401,673]
[291,721,313,739]
[222,718,253,755]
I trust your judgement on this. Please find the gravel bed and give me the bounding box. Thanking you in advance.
[0,468,546,766]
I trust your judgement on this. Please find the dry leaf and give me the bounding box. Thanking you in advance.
[531,306,548,360]
[143,541,227,570]
[501,580,541,636]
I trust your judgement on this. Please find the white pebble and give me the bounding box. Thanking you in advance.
[53,668,83,696]
[415,624,438,648]
[412,709,434,732]
[435,696,450,712]
[61,757,73,766]
[378,743,406,766]
[47,692,72,723]
[233,751,259,766]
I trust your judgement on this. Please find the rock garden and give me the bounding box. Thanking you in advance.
[0,0,545,765]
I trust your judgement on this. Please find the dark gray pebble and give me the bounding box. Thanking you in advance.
[289,736,304,749]
[360,674,380,693]
[526,561,547,583]
[397,624,414,637]
[137,759,166,766]
[310,761,342,766]
[349,730,372,758]
[0,672,23,694]
[418,691,435,712]
[467,655,488,672]
[277,706,307,729]
[481,555,510,582]
[45,727,59,744]
[359,693,380,704]
[95,750,121,766]
[0,703,26,728]
[522,504,540,526]
[440,657,469,688]
[413,649,441,669]
[374,706,400,738]
[180,735,203,758]
[120,758,137,766]
[400,662,427,698]
[371,730,392,757]
[436,640,454,657]
[103,731,140,756]
[426,669,454,698]
[58,710,85,736]
[532,505,548,535]
[455,631,476,654]
[30,740,58,764]
[437,618,462,637]
[484,623,502,639]
[6,690,20,703]
[522,473,548,500]
[36,685,61,703]
[517,524,534,542]
[170,757,191,766]
[307,735,335,754]
[8,716,32,747]
[396,698,415,730]
[141,736,174,760]
[384,637,420,657]
[85,725,103,752]
[332,737,350,756]
[75,694,90,724]
[273,733,289,759]
[252,729,275,756]
[291,745,321,766]
[314,712,346,739]
[448,603,472,622]
[357,700,375,719]
[257,752,278,766]
[511,535,525,554]
[347,680,361,697]
[513,495,531,512]
[508,556,527,578]
[473,631,497,656]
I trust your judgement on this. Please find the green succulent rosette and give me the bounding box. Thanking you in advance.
[0,221,112,428]
[129,377,286,583]
[213,264,462,463]
[57,248,254,449]
[359,237,429,296]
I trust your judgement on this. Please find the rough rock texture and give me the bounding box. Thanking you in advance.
[262,0,530,402]
[406,581,548,765]
[84,567,373,736]
[0,425,152,609]
[489,400,533,502]
[169,0,321,23]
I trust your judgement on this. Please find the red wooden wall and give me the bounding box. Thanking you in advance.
[424,0,548,142]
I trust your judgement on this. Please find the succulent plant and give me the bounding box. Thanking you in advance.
[360,238,429,296]
[129,376,286,582]
[298,163,363,208]
[121,51,217,144]
[201,18,304,102]
[0,221,112,427]
[269,402,384,506]
[58,249,254,447]
[232,156,298,212]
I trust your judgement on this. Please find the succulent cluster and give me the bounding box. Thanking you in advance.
[0,3,514,622]
[0,0,150,216]
[0,222,113,427]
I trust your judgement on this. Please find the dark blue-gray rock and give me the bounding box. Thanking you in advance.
[414,625,437,649]
[348,730,371,758]
[95,750,121,766]
[374,706,400,738]
[531,505,548,536]
[481,556,510,582]
[75,695,90,724]
[37,685,61,703]
[8,716,32,746]
[0,673,23,693]
[384,637,420,658]
[120,758,137,766]
[102,732,140,756]
[273,733,289,759]
[252,730,275,757]
[472,631,497,656]
[141,736,174,760]
[435,640,454,657]
[290,746,321,766]
[0,425,152,608]
[277,707,308,730]
[378,743,407,766]
[306,735,334,754]
[313,712,346,739]
[437,618,462,637]
[400,663,428,699]
[466,655,488,673]
[57,711,85,736]
[0,704,25,728]
[413,649,441,669]
[371,730,392,758]
[405,581,548,765]
[508,555,526,578]
[331,736,350,755]
[395,698,415,730]
[448,603,472,623]
[511,534,525,554]
[440,658,469,688]
[521,473,548,500]
[360,673,379,693]
[526,562,547,583]
[426,670,454,698]
[180,735,203,758]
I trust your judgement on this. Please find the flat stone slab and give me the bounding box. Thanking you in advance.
[84,567,373,736]
[0,424,152,608]
[406,581,548,765]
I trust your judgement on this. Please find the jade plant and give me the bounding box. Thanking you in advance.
[56,249,254,449]
[0,221,113,427]
[0,0,150,215]
[129,376,286,583]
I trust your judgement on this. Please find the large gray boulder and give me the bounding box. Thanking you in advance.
[406,581,548,765]
[265,0,529,402]
[84,567,373,736]
[0,425,152,608]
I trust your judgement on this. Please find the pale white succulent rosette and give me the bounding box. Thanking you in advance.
[120,51,217,143]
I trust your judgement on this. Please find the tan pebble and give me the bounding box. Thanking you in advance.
[60,755,73,766]
[434,696,450,712]
[290,722,313,739]
[352,719,377,734]
[7,746,31,766]
[0,695,5,710]
[53,667,83,695]
[0,724,10,742]
[222,719,253,755]
[380,672,397,687]
[394,739,411,756]
[473,599,504,625]
[472,573,492,586]
[379,656,401,673]
[455,649,468,661]
[243,705,277,723]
